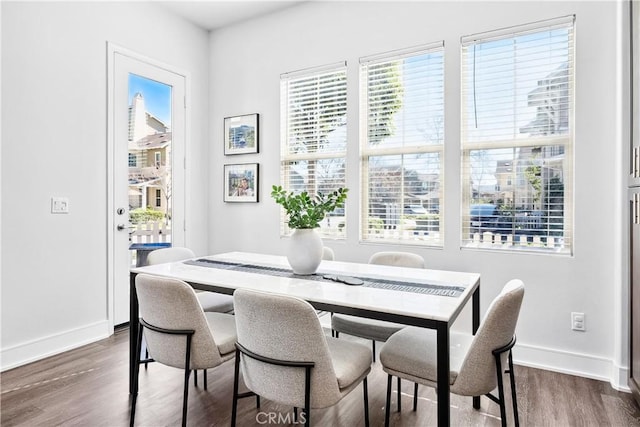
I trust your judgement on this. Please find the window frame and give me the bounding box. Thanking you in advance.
[359,42,445,247]
[279,62,348,238]
[460,15,575,255]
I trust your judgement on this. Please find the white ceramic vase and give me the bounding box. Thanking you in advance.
[287,228,323,275]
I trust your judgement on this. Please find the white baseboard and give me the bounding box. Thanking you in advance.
[0,321,111,372]
[611,360,630,392]
[0,321,630,394]
[514,342,630,392]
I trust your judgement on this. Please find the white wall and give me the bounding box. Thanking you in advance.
[1,1,210,369]
[1,0,628,390]
[209,1,627,388]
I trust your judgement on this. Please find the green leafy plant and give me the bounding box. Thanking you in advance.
[271,185,348,229]
[129,207,165,224]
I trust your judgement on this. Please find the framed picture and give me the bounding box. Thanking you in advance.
[224,113,259,155]
[224,163,259,203]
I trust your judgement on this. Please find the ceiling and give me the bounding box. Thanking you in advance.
[159,1,304,31]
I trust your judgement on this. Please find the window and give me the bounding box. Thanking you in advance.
[360,43,444,245]
[154,152,161,167]
[461,16,574,253]
[280,62,348,237]
[128,153,137,167]
[155,189,162,207]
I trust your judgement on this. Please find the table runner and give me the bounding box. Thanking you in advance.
[184,258,464,297]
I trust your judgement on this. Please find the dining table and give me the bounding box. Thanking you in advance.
[128,251,481,426]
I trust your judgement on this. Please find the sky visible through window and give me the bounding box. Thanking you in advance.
[464,27,571,187]
[382,52,444,150]
[128,73,172,126]
[464,28,571,142]
[365,50,444,177]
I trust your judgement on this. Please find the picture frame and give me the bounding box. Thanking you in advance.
[224,113,259,155]
[224,163,259,203]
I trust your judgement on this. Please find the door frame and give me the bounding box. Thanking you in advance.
[106,42,190,332]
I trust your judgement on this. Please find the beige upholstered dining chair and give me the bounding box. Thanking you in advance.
[331,251,425,361]
[322,246,335,261]
[147,247,235,313]
[130,274,237,427]
[330,251,424,413]
[380,279,525,427]
[231,288,372,427]
[367,251,425,268]
[145,246,235,387]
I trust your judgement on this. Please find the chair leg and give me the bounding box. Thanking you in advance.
[182,368,191,427]
[508,351,520,427]
[194,369,198,387]
[413,382,418,411]
[181,335,193,427]
[385,374,392,427]
[330,313,335,338]
[231,348,241,427]
[304,365,312,427]
[294,407,298,422]
[203,369,208,390]
[397,377,401,412]
[335,331,340,338]
[494,355,507,427]
[130,322,144,427]
[363,377,370,427]
[256,395,261,409]
[372,340,376,363]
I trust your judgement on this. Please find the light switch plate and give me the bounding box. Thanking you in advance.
[51,197,69,214]
[571,312,585,331]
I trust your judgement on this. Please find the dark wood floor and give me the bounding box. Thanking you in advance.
[2,326,639,426]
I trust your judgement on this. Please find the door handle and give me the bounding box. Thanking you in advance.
[117,224,135,231]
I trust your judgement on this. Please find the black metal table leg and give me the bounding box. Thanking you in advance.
[472,284,481,410]
[436,322,450,426]
[129,272,139,394]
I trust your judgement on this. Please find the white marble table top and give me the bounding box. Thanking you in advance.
[131,251,480,324]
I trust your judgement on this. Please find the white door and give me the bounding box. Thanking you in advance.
[108,47,186,326]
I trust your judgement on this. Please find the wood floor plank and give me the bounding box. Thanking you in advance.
[1,327,639,426]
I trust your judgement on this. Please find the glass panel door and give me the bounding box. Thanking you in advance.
[111,48,185,326]
[127,74,173,267]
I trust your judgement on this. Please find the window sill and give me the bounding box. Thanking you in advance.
[460,241,571,256]
[361,234,443,248]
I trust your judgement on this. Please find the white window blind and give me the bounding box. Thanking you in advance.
[360,43,444,246]
[280,63,348,237]
[461,16,574,253]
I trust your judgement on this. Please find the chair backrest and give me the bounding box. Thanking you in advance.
[453,279,525,396]
[233,288,342,408]
[135,274,223,369]
[368,251,425,268]
[146,247,196,265]
[322,246,335,261]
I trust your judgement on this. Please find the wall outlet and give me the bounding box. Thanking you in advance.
[51,197,69,214]
[571,312,585,331]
